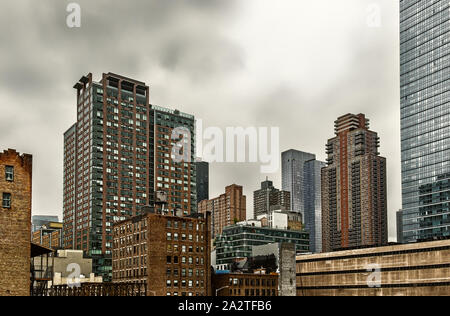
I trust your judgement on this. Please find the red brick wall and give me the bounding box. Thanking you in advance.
[0,149,32,296]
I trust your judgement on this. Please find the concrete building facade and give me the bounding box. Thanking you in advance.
[252,243,297,296]
[296,239,450,296]
[257,208,303,231]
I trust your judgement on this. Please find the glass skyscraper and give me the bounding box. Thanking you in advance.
[400,0,450,243]
[281,150,315,218]
[304,159,326,253]
[282,149,325,253]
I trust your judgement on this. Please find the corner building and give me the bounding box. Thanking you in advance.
[112,212,211,296]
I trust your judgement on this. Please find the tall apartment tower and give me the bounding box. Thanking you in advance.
[253,179,290,219]
[151,105,197,215]
[63,73,196,281]
[321,114,388,252]
[196,160,209,204]
[0,149,33,296]
[282,150,316,218]
[304,159,326,253]
[400,0,450,243]
[198,184,246,238]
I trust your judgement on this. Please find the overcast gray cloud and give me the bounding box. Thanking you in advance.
[0,0,400,240]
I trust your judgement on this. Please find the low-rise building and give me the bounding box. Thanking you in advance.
[252,243,297,296]
[296,239,450,296]
[257,208,303,231]
[32,221,63,249]
[31,249,102,291]
[212,272,278,297]
[112,211,212,296]
[32,215,60,232]
[215,222,309,270]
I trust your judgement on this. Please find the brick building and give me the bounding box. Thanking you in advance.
[321,114,388,252]
[112,211,211,296]
[32,221,63,249]
[212,272,278,297]
[0,149,33,296]
[63,73,197,281]
[198,184,246,238]
[253,179,290,219]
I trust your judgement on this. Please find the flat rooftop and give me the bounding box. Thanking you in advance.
[296,239,450,262]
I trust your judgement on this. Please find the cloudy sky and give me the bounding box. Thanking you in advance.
[0,0,400,240]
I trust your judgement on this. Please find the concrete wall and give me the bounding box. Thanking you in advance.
[252,242,296,296]
[54,250,93,278]
[297,240,450,296]
[279,243,296,296]
[33,249,94,279]
[51,273,102,286]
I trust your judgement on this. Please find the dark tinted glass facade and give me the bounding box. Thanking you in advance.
[400,0,450,242]
[215,225,309,267]
[282,150,316,217]
[196,161,209,204]
[304,160,326,253]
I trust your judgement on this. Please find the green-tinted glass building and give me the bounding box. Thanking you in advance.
[215,224,309,269]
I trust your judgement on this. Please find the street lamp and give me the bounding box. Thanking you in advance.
[215,286,230,296]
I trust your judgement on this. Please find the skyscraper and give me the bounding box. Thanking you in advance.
[63,73,196,281]
[196,160,209,204]
[151,105,197,215]
[253,179,290,219]
[321,114,388,252]
[304,159,326,253]
[282,150,316,217]
[282,150,325,253]
[400,0,450,243]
